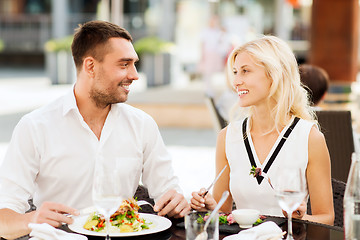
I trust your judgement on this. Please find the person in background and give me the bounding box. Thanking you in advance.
[0,20,190,239]
[299,64,329,108]
[300,64,360,155]
[215,71,239,124]
[197,15,232,97]
[190,36,334,225]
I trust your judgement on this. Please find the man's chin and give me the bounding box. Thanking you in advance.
[116,95,128,103]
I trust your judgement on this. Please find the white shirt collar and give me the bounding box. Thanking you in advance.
[61,87,122,117]
[62,87,78,117]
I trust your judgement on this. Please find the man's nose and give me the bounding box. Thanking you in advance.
[128,65,139,81]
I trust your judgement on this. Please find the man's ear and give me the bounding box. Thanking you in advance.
[83,57,95,78]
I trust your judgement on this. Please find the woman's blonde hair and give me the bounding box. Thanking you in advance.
[227,35,316,129]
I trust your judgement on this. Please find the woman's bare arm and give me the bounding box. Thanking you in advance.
[213,127,233,213]
[303,126,335,225]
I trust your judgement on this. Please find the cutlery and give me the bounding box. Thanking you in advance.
[65,200,154,218]
[137,200,154,209]
[261,172,274,190]
[251,166,274,190]
[64,206,97,218]
[202,165,227,197]
[195,190,230,240]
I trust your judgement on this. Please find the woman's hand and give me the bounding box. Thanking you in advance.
[190,188,218,211]
[282,200,307,219]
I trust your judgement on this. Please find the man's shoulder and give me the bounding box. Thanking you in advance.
[114,103,154,121]
[23,94,66,121]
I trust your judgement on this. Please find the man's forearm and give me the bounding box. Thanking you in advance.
[0,208,33,239]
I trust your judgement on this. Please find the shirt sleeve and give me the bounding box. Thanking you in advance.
[0,115,39,213]
[140,114,182,202]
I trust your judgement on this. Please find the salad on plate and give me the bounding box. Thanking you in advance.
[83,198,152,233]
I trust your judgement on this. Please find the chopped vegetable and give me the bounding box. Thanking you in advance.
[219,215,228,224]
[83,198,152,233]
[253,218,264,225]
[197,214,205,224]
[196,213,237,225]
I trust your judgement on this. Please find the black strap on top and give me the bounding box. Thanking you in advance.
[243,117,300,185]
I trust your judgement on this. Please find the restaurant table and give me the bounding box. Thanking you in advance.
[9,215,343,240]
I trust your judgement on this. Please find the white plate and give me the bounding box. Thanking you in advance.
[68,213,172,237]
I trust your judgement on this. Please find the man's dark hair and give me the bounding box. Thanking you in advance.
[71,20,133,71]
[299,64,329,106]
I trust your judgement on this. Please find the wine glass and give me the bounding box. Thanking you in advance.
[92,165,123,240]
[274,167,307,240]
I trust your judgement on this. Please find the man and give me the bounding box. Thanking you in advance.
[0,20,190,239]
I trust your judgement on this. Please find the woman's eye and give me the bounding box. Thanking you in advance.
[242,69,248,74]
[232,69,238,75]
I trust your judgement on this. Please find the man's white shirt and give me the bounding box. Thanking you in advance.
[0,89,181,213]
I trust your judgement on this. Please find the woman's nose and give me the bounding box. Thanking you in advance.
[233,77,244,88]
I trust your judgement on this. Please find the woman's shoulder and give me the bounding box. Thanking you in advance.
[296,118,326,147]
[308,124,326,144]
[223,118,248,144]
[297,117,316,126]
[295,118,317,132]
[226,118,246,134]
[228,117,248,128]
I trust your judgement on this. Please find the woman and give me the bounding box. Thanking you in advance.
[191,36,334,225]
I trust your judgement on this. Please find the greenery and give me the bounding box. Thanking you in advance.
[44,35,73,53]
[0,39,4,52]
[44,35,174,55]
[133,36,174,56]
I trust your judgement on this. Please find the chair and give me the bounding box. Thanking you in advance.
[134,185,156,214]
[315,110,355,182]
[26,198,36,212]
[204,96,228,133]
[331,178,346,228]
[307,178,346,228]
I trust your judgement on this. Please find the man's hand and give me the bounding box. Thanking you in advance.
[30,201,79,227]
[153,189,190,218]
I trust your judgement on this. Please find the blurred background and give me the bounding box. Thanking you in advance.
[0,0,359,199]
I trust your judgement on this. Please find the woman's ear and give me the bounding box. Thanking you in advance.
[83,57,95,78]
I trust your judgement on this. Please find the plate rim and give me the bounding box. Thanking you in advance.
[68,212,172,237]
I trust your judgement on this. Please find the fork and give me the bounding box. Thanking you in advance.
[65,201,154,218]
[137,200,155,209]
[261,172,274,190]
[202,165,227,197]
[64,206,97,218]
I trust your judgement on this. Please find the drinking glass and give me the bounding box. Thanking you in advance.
[274,167,306,240]
[185,211,219,240]
[92,165,123,240]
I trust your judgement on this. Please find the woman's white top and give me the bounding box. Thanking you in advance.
[226,117,314,216]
